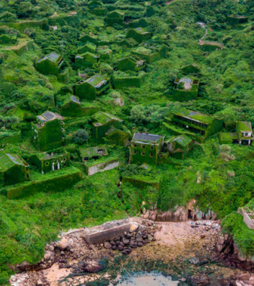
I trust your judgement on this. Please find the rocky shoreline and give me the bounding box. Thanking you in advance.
[9,218,254,286]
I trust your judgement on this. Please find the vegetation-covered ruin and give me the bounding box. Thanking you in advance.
[1,0,254,283]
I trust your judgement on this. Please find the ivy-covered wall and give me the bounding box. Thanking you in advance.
[35,59,59,76]
[129,142,160,165]
[93,120,122,142]
[32,119,64,151]
[61,102,100,117]
[2,165,30,186]
[6,168,82,199]
[106,129,130,146]
[122,176,160,189]
[112,74,144,88]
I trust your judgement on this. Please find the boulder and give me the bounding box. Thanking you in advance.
[83,260,105,273]
[58,238,69,250]
[130,222,139,232]
[123,238,130,245]
[104,242,112,249]
[44,251,54,261]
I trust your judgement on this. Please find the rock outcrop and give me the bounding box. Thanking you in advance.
[215,234,254,271]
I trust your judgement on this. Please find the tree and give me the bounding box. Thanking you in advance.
[73,129,89,145]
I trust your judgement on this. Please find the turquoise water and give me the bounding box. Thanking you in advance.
[115,272,179,286]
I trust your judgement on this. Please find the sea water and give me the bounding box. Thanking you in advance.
[116,272,179,286]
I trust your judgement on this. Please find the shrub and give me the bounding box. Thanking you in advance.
[73,129,89,145]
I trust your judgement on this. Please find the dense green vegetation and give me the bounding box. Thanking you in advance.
[1,0,254,284]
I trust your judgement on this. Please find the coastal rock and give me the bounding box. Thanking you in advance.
[189,274,210,285]
[44,251,54,261]
[83,260,106,273]
[57,238,69,250]
[130,222,139,232]
[104,242,112,249]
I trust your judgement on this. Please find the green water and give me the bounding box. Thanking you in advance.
[116,272,179,285]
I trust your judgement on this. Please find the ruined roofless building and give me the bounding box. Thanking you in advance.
[32,111,65,151]
[129,133,164,165]
[173,77,200,102]
[30,150,70,174]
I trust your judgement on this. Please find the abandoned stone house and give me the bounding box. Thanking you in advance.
[30,150,70,174]
[173,77,200,101]
[117,37,139,48]
[60,95,99,117]
[132,47,159,64]
[112,71,145,89]
[181,64,200,75]
[77,42,97,54]
[166,135,193,159]
[87,0,106,15]
[91,111,123,142]
[146,5,159,17]
[35,52,64,76]
[172,109,223,138]
[105,127,130,146]
[228,15,248,26]
[80,34,98,45]
[129,133,165,165]
[32,111,65,151]
[97,46,112,60]
[240,206,254,230]
[79,146,108,162]
[198,40,224,52]
[126,28,152,43]
[75,52,99,68]
[75,74,109,100]
[128,18,149,28]
[104,10,125,26]
[219,121,253,145]
[116,56,146,72]
[0,153,30,186]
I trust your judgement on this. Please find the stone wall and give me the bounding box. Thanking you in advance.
[81,219,132,244]
[86,159,119,176]
[241,207,254,230]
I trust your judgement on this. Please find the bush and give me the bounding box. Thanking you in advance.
[73,129,89,145]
